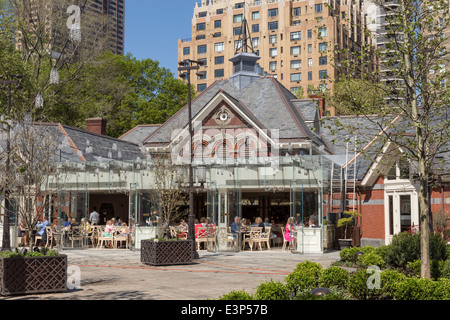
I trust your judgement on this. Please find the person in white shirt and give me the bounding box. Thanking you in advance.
[89,207,99,225]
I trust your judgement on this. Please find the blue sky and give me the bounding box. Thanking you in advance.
[125,0,200,75]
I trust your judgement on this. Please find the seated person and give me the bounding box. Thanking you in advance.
[195,218,207,238]
[103,220,114,237]
[177,219,188,238]
[230,216,241,239]
[118,223,128,235]
[18,221,29,246]
[254,217,266,233]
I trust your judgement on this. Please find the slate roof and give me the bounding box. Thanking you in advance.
[0,122,147,164]
[143,77,332,153]
[119,124,161,145]
[321,116,391,181]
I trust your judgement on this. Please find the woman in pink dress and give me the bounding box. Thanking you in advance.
[285,217,294,242]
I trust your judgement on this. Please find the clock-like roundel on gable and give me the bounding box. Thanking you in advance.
[214,106,233,126]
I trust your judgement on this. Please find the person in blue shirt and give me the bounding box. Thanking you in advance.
[230,216,241,239]
[36,217,50,246]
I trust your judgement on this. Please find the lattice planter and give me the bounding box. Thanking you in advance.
[141,240,193,266]
[0,255,67,296]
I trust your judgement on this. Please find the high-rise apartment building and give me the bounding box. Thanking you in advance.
[86,0,125,55]
[16,0,125,55]
[178,0,371,99]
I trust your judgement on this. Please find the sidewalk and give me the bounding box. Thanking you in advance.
[1,248,341,301]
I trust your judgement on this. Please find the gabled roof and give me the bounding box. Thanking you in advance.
[143,77,332,153]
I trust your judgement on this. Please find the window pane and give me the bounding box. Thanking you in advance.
[291,73,301,82]
[197,83,207,92]
[269,61,277,70]
[215,69,224,78]
[197,23,206,31]
[290,31,301,41]
[318,42,328,51]
[215,56,224,64]
[291,46,301,55]
[268,21,278,30]
[234,14,243,23]
[198,45,207,54]
[252,11,260,20]
[291,60,301,69]
[268,8,278,17]
[214,42,224,52]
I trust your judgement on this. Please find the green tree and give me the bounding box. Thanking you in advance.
[323,0,450,279]
[54,52,193,138]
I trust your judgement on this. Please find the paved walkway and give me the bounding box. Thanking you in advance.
[1,248,341,301]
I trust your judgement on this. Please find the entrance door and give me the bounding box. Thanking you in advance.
[208,188,241,252]
[385,191,418,244]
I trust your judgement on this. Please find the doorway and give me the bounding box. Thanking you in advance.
[385,191,419,244]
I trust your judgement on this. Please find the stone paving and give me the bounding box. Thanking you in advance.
[0,247,341,301]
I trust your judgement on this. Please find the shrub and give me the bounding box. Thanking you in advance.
[385,232,448,269]
[284,261,323,294]
[318,266,350,289]
[347,269,383,300]
[340,246,375,263]
[254,280,290,300]
[384,232,421,269]
[393,277,448,300]
[429,233,448,261]
[218,290,254,300]
[439,259,450,279]
[406,259,445,279]
[380,269,407,299]
[436,278,450,299]
[294,287,350,300]
[374,245,390,261]
[357,251,386,268]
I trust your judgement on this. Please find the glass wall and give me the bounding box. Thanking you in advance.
[42,155,341,253]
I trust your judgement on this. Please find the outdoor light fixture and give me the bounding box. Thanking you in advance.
[178,59,203,259]
[0,74,23,250]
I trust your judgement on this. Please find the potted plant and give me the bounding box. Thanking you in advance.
[140,156,195,265]
[337,211,360,249]
[0,248,67,296]
[141,238,193,266]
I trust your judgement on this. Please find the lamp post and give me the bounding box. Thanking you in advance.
[0,74,23,251]
[178,59,205,259]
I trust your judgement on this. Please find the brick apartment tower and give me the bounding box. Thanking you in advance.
[16,0,125,55]
[178,0,373,99]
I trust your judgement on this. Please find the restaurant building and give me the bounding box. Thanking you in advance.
[1,47,449,253]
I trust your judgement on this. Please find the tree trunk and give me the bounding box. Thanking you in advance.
[418,158,431,279]
[400,0,431,279]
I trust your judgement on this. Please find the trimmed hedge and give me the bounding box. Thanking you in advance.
[284,261,322,294]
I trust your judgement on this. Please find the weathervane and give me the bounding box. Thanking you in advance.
[235,2,255,54]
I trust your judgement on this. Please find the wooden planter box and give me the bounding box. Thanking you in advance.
[141,240,193,266]
[334,226,361,249]
[0,255,67,296]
